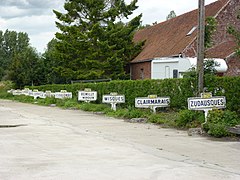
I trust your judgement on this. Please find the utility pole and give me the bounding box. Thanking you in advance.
[197,0,205,95]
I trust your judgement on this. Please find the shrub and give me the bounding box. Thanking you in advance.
[204,109,240,137]
[0,81,15,90]
[64,99,79,108]
[78,102,110,112]
[106,106,151,119]
[28,77,240,115]
[175,109,204,128]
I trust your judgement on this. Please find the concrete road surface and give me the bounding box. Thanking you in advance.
[0,99,239,180]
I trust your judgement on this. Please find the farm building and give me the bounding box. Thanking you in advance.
[130,0,240,80]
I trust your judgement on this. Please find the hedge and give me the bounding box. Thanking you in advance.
[28,76,240,114]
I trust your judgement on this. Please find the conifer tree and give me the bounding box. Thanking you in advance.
[53,0,143,80]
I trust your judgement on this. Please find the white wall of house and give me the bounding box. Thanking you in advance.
[151,57,228,79]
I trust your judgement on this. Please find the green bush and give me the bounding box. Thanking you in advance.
[64,99,79,108]
[148,112,178,127]
[204,109,240,137]
[78,102,110,112]
[0,81,15,99]
[175,109,204,128]
[12,95,35,103]
[28,77,240,115]
[0,81,15,90]
[44,97,57,105]
[28,78,196,109]
[106,107,150,119]
[3,76,239,138]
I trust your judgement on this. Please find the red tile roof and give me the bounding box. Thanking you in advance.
[206,40,236,58]
[132,0,230,63]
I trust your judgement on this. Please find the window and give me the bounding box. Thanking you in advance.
[173,69,178,78]
[187,26,197,36]
[140,68,144,79]
[165,66,170,78]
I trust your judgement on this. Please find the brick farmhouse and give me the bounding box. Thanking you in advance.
[130,0,240,80]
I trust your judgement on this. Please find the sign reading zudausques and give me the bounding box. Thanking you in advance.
[188,96,226,110]
[188,93,226,124]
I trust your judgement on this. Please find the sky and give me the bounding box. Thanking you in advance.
[0,0,217,53]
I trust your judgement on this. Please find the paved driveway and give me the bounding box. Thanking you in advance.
[0,100,239,180]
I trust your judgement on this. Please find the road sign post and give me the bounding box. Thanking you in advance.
[102,93,125,111]
[54,90,72,99]
[78,88,97,103]
[135,95,170,113]
[188,93,226,124]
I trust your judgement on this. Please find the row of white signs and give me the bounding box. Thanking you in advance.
[78,91,226,110]
[8,89,72,99]
[8,89,226,112]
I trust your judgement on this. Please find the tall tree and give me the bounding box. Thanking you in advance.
[166,10,176,20]
[53,0,143,81]
[8,47,43,88]
[0,30,29,80]
[42,38,66,84]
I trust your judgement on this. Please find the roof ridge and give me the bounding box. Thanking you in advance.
[182,0,230,55]
[132,0,234,63]
[213,0,231,18]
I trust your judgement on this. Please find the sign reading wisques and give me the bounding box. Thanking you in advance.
[102,93,125,111]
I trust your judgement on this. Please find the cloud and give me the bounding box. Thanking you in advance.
[0,0,65,52]
[0,0,64,19]
[0,0,61,9]
[1,15,57,34]
[30,31,57,52]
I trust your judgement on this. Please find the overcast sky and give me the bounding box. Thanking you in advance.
[0,0,217,53]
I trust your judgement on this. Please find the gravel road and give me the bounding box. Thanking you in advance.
[0,99,239,180]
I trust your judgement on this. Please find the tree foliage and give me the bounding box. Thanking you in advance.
[8,47,44,88]
[0,29,43,87]
[41,38,65,84]
[166,10,176,20]
[227,13,240,56]
[0,30,29,79]
[53,0,144,81]
[205,16,217,49]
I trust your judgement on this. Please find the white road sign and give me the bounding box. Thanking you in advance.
[33,91,44,99]
[102,95,125,103]
[135,97,170,108]
[188,96,226,110]
[102,94,125,111]
[12,90,22,96]
[78,91,97,101]
[55,92,72,99]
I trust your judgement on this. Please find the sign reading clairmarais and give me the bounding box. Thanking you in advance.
[135,96,170,108]
[135,95,170,113]
[78,89,97,102]
[188,96,226,110]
